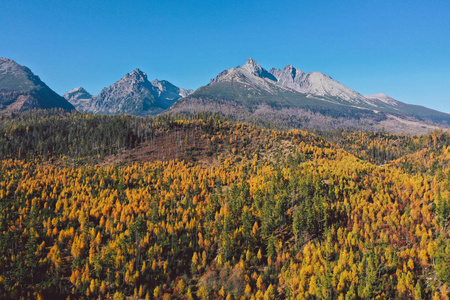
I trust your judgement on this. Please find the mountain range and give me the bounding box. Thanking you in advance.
[170,58,450,134]
[1,57,449,134]
[64,69,193,116]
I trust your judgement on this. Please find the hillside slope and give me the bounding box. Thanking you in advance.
[0,111,449,299]
[0,58,74,113]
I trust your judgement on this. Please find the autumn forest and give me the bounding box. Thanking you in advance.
[0,109,449,299]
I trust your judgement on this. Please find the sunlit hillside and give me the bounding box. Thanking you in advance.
[0,110,449,299]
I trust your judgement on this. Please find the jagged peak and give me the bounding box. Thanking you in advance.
[240,58,277,81]
[117,68,148,84]
[269,64,305,80]
[129,68,147,77]
[282,64,302,77]
[244,58,259,66]
[68,87,88,94]
[241,58,263,74]
[0,57,15,63]
[63,87,92,102]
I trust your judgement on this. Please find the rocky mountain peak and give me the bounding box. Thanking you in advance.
[124,68,148,82]
[209,58,279,84]
[238,58,277,81]
[241,58,262,74]
[151,79,163,90]
[67,68,192,116]
[64,87,92,99]
[283,64,303,78]
[269,65,367,103]
[0,58,42,91]
[269,64,306,92]
[283,64,294,71]
[67,87,88,94]
[150,79,194,100]
[63,87,93,112]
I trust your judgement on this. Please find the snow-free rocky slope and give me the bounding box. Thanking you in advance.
[63,87,93,113]
[65,69,192,116]
[170,58,450,134]
[0,58,74,113]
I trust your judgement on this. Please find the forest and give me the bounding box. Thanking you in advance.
[0,109,449,299]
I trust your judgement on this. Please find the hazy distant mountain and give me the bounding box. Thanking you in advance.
[63,87,93,112]
[170,58,450,134]
[150,79,193,101]
[66,69,192,116]
[0,58,74,113]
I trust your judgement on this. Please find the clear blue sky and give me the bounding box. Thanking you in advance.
[1,0,449,112]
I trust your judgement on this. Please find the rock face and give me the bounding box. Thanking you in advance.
[66,69,192,116]
[63,87,93,112]
[0,58,74,113]
[270,65,370,104]
[199,58,400,111]
[89,69,160,116]
[150,79,193,101]
[209,58,282,93]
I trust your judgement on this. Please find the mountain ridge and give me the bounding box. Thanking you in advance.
[170,58,450,134]
[65,68,192,116]
[0,58,74,113]
[65,68,193,116]
[2,57,449,135]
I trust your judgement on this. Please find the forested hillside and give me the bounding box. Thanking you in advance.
[0,110,449,299]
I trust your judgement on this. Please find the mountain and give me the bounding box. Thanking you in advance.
[87,69,162,116]
[0,58,74,113]
[271,66,450,125]
[150,79,193,100]
[66,69,192,116]
[63,87,93,112]
[186,58,331,109]
[269,64,372,106]
[170,58,450,134]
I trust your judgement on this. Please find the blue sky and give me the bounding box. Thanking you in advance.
[1,0,449,112]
